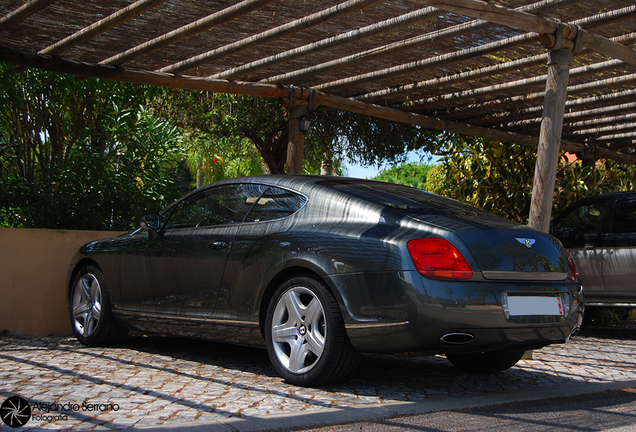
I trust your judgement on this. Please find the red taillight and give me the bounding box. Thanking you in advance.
[407,238,473,280]
[565,251,579,282]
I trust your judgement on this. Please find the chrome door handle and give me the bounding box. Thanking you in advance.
[208,240,229,250]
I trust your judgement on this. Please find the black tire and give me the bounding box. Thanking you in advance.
[446,349,525,373]
[265,275,361,387]
[69,264,128,346]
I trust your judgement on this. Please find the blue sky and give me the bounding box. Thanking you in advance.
[344,150,439,179]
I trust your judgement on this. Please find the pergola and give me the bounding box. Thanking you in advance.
[1,0,636,231]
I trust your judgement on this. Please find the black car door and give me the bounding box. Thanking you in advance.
[117,183,268,322]
[552,198,610,293]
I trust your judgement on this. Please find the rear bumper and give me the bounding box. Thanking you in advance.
[330,270,583,354]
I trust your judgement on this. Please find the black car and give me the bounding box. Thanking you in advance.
[69,175,583,386]
[552,191,636,308]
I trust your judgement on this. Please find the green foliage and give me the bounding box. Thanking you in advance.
[155,90,438,177]
[311,109,436,169]
[425,135,636,223]
[181,130,264,185]
[155,91,292,175]
[372,163,434,189]
[0,64,187,230]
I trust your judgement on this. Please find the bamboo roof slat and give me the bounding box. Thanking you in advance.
[0,0,55,33]
[39,0,166,55]
[100,0,277,66]
[212,7,440,79]
[158,0,385,74]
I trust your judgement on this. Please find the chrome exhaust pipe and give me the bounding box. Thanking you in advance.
[439,333,475,345]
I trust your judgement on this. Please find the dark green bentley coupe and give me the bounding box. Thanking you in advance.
[68,175,583,386]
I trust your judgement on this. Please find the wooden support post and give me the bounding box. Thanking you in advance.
[284,89,317,174]
[287,116,304,174]
[528,27,577,232]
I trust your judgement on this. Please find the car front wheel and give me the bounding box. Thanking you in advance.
[70,264,128,346]
[265,275,360,387]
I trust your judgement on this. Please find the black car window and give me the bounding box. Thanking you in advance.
[553,201,607,235]
[164,184,268,229]
[552,200,608,248]
[244,186,307,222]
[611,198,636,234]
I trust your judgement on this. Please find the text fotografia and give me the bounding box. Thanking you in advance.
[32,401,120,413]
[2,396,120,427]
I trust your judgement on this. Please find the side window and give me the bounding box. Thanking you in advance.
[552,200,608,247]
[611,199,636,234]
[164,184,268,229]
[244,186,307,223]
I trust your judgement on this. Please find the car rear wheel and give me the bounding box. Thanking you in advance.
[265,275,360,387]
[446,349,525,373]
[70,265,128,346]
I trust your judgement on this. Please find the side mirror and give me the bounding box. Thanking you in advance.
[140,213,161,238]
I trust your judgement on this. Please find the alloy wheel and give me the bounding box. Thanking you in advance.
[270,286,326,374]
[72,273,103,337]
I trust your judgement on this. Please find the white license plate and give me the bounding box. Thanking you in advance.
[507,296,564,316]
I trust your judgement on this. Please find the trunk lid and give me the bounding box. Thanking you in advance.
[456,228,570,281]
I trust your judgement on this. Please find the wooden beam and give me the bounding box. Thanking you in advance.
[441,72,636,121]
[355,4,636,102]
[315,90,636,166]
[0,45,288,98]
[417,0,557,34]
[416,0,636,66]
[473,90,636,127]
[566,112,636,130]
[158,0,385,74]
[2,44,636,168]
[212,7,440,79]
[563,124,636,139]
[608,140,636,151]
[0,0,55,33]
[39,0,165,55]
[504,105,636,132]
[403,59,625,112]
[593,131,636,144]
[100,0,276,66]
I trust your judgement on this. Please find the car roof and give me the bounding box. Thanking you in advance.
[567,191,636,203]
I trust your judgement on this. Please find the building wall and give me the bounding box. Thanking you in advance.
[0,228,123,335]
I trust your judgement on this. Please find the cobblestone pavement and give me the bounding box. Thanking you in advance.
[1,326,635,431]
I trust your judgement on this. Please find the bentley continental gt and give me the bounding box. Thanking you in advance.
[68,175,583,386]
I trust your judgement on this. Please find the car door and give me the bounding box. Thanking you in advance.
[601,196,636,303]
[117,183,268,322]
[214,186,308,319]
[552,198,610,294]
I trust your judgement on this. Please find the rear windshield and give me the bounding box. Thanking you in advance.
[321,179,500,219]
